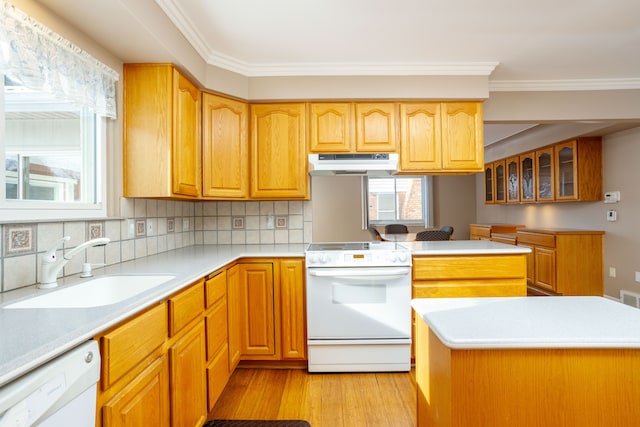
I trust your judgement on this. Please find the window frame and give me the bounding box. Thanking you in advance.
[366,175,433,228]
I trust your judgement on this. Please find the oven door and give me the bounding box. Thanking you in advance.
[306,266,411,339]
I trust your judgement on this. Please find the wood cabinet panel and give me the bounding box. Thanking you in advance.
[517,229,604,296]
[399,102,441,170]
[202,93,249,199]
[250,103,308,199]
[205,270,227,308]
[519,152,536,202]
[237,262,276,356]
[205,297,228,360]
[100,303,167,390]
[483,163,494,204]
[169,321,207,427]
[102,355,170,427]
[535,147,555,201]
[123,64,200,199]
[309,103,354,152]
[440,102,483,172]
[494,159,506,203]
[279,259,306,360]
[413,255,527,280]
[355,103,398,152]
[168,279,204,337]
[206,343,230,411]
[226,265,242,371]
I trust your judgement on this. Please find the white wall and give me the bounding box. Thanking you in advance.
[476,126,640,299]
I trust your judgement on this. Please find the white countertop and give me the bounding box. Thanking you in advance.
[412,296,640,349]
[402,239,530,255]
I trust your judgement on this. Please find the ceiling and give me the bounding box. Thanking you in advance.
[33,0,640,146]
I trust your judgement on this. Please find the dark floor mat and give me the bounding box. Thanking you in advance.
[204,421,310,427]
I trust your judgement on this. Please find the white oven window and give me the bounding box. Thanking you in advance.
[332,284,386,304]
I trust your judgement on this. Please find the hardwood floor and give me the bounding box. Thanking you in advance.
[209,368,417,427]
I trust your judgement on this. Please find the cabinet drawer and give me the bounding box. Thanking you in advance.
[101,303,167,389]
[206,344,230,412]
[205,297,228,360]
[168,280,205,336]
[413,279,527,298]
[517,232,556,247]
[470,226,491,239]
[205,271,226,308]
[413,255,526,280]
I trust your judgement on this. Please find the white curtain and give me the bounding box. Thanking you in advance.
[0,0,119,118]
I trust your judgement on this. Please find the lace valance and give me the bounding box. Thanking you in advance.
[0,0,119,118]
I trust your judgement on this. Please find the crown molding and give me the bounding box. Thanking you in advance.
[490,78,640,92]
[208,52,499,77]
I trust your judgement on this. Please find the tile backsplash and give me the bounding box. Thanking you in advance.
[1,198,312,293]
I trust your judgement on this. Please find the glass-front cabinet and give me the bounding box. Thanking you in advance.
[555,140,577,200]
[506,156,520,203]
[484,163,494,203]
[494,160,506,203]
[535,148,554,201]
[520,152,535,202]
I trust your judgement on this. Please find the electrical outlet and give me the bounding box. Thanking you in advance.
[183,218,190,231]
[127,219,135,238]
[266,214,274,229]
[607,210,617,222]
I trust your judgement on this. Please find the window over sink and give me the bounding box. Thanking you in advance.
[0,0,118,220]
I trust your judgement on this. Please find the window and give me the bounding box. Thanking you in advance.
[367,176,433,227]
[0,0,118,220]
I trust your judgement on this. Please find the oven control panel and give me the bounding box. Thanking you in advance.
[306,250,411,267]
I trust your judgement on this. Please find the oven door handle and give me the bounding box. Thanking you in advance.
[308,267,411,279]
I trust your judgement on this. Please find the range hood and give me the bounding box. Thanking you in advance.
[308,153,398,176]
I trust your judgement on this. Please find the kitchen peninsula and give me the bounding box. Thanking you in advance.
[412,297,640,427]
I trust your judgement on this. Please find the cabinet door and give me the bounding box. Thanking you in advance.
[250,104,308,199]
[494,160,506,203]
[202,93,249,198]
[102,355,170,427]
[309,103,353,152]
[555,140,577,201]
[520,152,536,202]
[355,103,398,152]
[536,147,555,201]
[517,243,535,287]
[169,322,207,427]
[534,247,556,293]
[237,262,275,357]
[226,265,242,371]
[506,156,520,203]
[441,102,484,171]
[484,164,494,203]
[279,259,306,360]
[172,68,201,197]
[399,102,441,170]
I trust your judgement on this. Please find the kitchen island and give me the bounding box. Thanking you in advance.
[412,297,640,427]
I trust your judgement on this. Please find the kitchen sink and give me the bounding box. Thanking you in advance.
[4,275,176,309]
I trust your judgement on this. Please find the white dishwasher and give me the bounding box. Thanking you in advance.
[0,340,100,427]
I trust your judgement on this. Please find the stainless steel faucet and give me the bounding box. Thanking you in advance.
[38,236,110,289]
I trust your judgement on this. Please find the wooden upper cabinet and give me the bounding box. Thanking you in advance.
[202,93,249,199]
[484,163,494,204]
[506,156,520,203]
[554,137,602,201]
[250,103,309,199]
[309,103,354,152]
[123,64,201,198]
[520,152,536,202]
[399,102,441,171]
[441,102,484,172]
[494,160,506,204]
[399,101,483,173]
[535,147,555,201]
[355,103,398,152]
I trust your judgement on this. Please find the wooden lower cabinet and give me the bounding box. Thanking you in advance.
[234,258,306,362]
[516,228,604,295]
[411,253,527,358]
[97,257,306,426]
[102,355,170,427]
[169,321,207,427]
